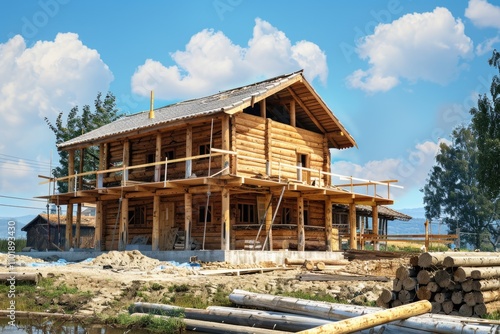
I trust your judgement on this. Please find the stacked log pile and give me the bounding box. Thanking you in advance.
[377,251,500,317]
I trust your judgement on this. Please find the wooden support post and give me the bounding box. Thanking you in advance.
[325,197,333,251]
[154,133,162,182]
[297,300,432,334]
[118,198,128,250]
[297,196,305,251]
[260,98,266,118]
[265,118,272,176]
[152,195,160,251]
[322,137,330,187]
[349,203,356,249]
[68,150,75,192]
[65,204,73,250]
[265,193,273,251]
[122,140,130,183]
[94,201,103,251]
[75,203,82,248]
[289,99,296,127]
[184,191,192,250]
[221,187,230,250]
[185,126,192,178]
[98,143,107,188]
[222,115,230,175]
[372,204,379,251]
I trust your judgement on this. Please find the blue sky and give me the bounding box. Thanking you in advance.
[1,0,499,218]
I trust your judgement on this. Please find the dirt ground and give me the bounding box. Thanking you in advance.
[1,251,409,317]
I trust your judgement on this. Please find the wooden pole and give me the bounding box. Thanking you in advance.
[154,133,162,182]
[185,126,192,178]
[349,203,356,249]
[372,204,379,251]
[94,201,103,251]
[265,193,273,251]
[118,198,128,250]
[184,192,192,250]
[443,255,500,267]
[289,99,296,127]
[65,204,73,250]
[324,197,332,251]
[297,196,305,251]
[296,300,432,334]
[152,195,160,251]
[221,187,230,250]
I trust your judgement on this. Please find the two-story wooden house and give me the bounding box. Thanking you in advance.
[45,71,399,252]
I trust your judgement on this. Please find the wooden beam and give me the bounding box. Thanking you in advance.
[372,205,379,251]
[65,204,73,250]
[152,195,160,251]
[221,187,230,250]
[68,150,75,192]
[289,99,296,127]
[123,140,130,184]
[186,126,192,178]
[222,114,230,175]
[260,98,266,118]
[184,192,192,250]
[154,133,162,182]
[287,87,326,133]
[265,193,273,251]
[297,196,305,251]
[349,203,356,249]
[224,74,303,115]
[94,201,103,251]
[75,203,82,248]
[325,197,333,251]
[118,198,128,250]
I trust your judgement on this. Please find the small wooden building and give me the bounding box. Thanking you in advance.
[43,71,401,252]
[21,214,95,251]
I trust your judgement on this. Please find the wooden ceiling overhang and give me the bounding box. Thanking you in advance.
[223,75,357,150]
[40,174,393,206]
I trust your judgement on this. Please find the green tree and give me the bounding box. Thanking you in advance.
[422,127,498,249]
[470,49,500,199]
[45,92,121,193]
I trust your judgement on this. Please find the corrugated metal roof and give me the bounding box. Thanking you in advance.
[58,70,356,149]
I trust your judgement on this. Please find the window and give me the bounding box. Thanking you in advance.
[199,205,212,223]
[199,144,210,156]
[128,206,147,226]
[164,150,176,167]
[281,207,292,224]
[238,204,256,224]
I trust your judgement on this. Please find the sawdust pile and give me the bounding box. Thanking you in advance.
[0,253,45,266]
[90,250,161,271]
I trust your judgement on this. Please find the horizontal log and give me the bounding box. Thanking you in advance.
[416,286,432,301]
[471,266,500,280]
[472,278,500,291]
[230,289,500,333]
[459,304,473,317]
[451,290,464,305]
[442,300,455,315]
[480,290,500,303]
[418,252,495,268]
[296,300,432,334]
[284,258,349,266]
[129,313,286,334]
[0,272,41,284]
[379,288,396,304]
[443,255,500,268]
[403,277,418,291]
[434,269,453,288]
[474,301,500,316]
[396,266,417,281]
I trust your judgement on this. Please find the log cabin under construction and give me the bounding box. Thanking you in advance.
[43,70,405,253]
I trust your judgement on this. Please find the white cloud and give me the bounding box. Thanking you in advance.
[331,140,447,201]
[347,7,473,93]
[131,18,328,100]
[0,33,113,195]
[465,0,500,29]
[475,36,500,55]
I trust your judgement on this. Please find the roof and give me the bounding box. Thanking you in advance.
[21,214,96,231]
[58,71,356,150]
[333,204,412,221]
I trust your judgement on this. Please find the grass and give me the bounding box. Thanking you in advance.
[104,313,184,333]
[0,238,27,252]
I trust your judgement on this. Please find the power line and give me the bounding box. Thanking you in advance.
[0,203,46,211]
[0,153,52,167]
[0,195,47,203]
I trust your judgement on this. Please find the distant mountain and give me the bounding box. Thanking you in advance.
[388,217,450,235]
[397,207,426,219]
[0,215,34,239]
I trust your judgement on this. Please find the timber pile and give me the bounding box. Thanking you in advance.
[344,249,417,261]
[377,251,500,317]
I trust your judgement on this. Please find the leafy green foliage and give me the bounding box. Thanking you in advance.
[44,92,121,193]
[422,50,500,250]
[470,49,500,199]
